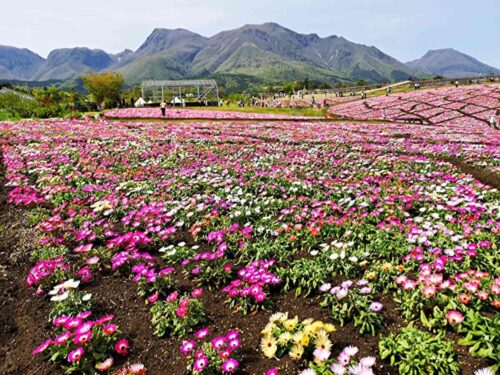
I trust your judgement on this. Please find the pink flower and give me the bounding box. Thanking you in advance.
[221,358,239,373]
[195,327,210,340]
[211,336,227,351]
[96,357,114,372]
[266,368,279,375]
[446,310,464,325]
[103,324,118,335]
[53,332,72,346]
[193,356,209,372]
[74,331,92,345]
[176,307,188,318]
[115,338,129,355]
[167,291,179,302]
[180,340,197,356]
[191,288,204,298]
[68,347,85,363]
[32,339,52,356]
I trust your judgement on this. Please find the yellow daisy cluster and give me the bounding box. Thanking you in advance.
[260,312,335,360]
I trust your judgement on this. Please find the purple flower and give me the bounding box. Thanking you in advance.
[221,358,239,373]
[193,356,209,372]
[369,302,383,312]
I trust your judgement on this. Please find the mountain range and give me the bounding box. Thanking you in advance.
[1,23,499,88]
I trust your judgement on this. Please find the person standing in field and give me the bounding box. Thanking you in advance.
[490,111,499,130]
[160,101,166,116]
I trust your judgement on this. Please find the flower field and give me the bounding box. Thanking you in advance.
[104,108,314,121]
[0,118,499,375]
[329,84,500,126]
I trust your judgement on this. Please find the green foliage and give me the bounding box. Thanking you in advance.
[379,327,460,375]
[457,310,500,372]
[82,72,124,109]
[150,297,206,337]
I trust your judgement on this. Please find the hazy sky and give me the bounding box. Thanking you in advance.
[2,0,499,66]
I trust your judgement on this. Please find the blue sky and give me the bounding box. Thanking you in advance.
[2,0,499,67]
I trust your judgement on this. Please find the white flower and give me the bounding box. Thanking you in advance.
[82,293,92,301]
[50,291,69,302]
[474,369,495,375]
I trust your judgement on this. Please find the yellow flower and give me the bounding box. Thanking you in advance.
[323,323,336,333]
[270,312,287,323]
[292,331,304,344]
[382,263,393,272]
[315,330,332,351]
[289,344,304,361]
[260,335,277,358]
[311,321,324,333]
[278,332,292,345]
[283,316,299,331]
[299,335,310,347]
[261,322,276,335]
[366,271,377,280]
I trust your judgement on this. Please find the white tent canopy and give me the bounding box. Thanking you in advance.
[134,97,146,107]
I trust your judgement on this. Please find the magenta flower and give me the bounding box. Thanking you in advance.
[115,338,129,355]
[32,339,52,356]
[68,347,85,363]
[211,336,227,351]
[266,368,279,375]
[180,340,197,356]
[103,323,118,335]
[195,327,210,340]
[191,288,204,298]
[193,356,209,372]
[221,358,239,373]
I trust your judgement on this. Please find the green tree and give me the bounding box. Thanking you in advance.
[82,72,124,109]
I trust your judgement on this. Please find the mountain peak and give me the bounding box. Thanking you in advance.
[407,48,500,77]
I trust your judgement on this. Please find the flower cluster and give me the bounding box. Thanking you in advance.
[320,279,384,335]
[180,328,241,374]
[223,259,281,314]
[32,312,129,373]
[260,313,335,361]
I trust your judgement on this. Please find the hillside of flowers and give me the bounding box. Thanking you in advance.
[0,118,499,375]
[329,84,500,126]
[104,108,315,120]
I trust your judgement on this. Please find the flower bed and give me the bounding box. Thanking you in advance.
[329,84,500,126]
[0,118,498,374]
[104,108,314,120]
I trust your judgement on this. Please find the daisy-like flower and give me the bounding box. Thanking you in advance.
[313,348,331,362]
[221,358,239,373]
[261,335,278,358]
[180,340,197,355]
[343,345,359,356]
[195,327,210,340]
[299,369,316,375]
[359,356,376,367]
[228,338,241,351]
[348,364,374,375]
[193,356,209,372]
[474,368,495,375]
[68,347,84,363]
[446,310,464,325]
[315,331,332,351]
[127,363,146,374]
[115,338,129,355]
[369,302,383,312]
[32,339,52,356]
[278,331,293,345]
[103,323,118,335]
[289,344,304,360]
[211,336,227,351]
[330,363,346,375]
[96,357,114,372]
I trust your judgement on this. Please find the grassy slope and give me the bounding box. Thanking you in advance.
[190,105,327,117]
